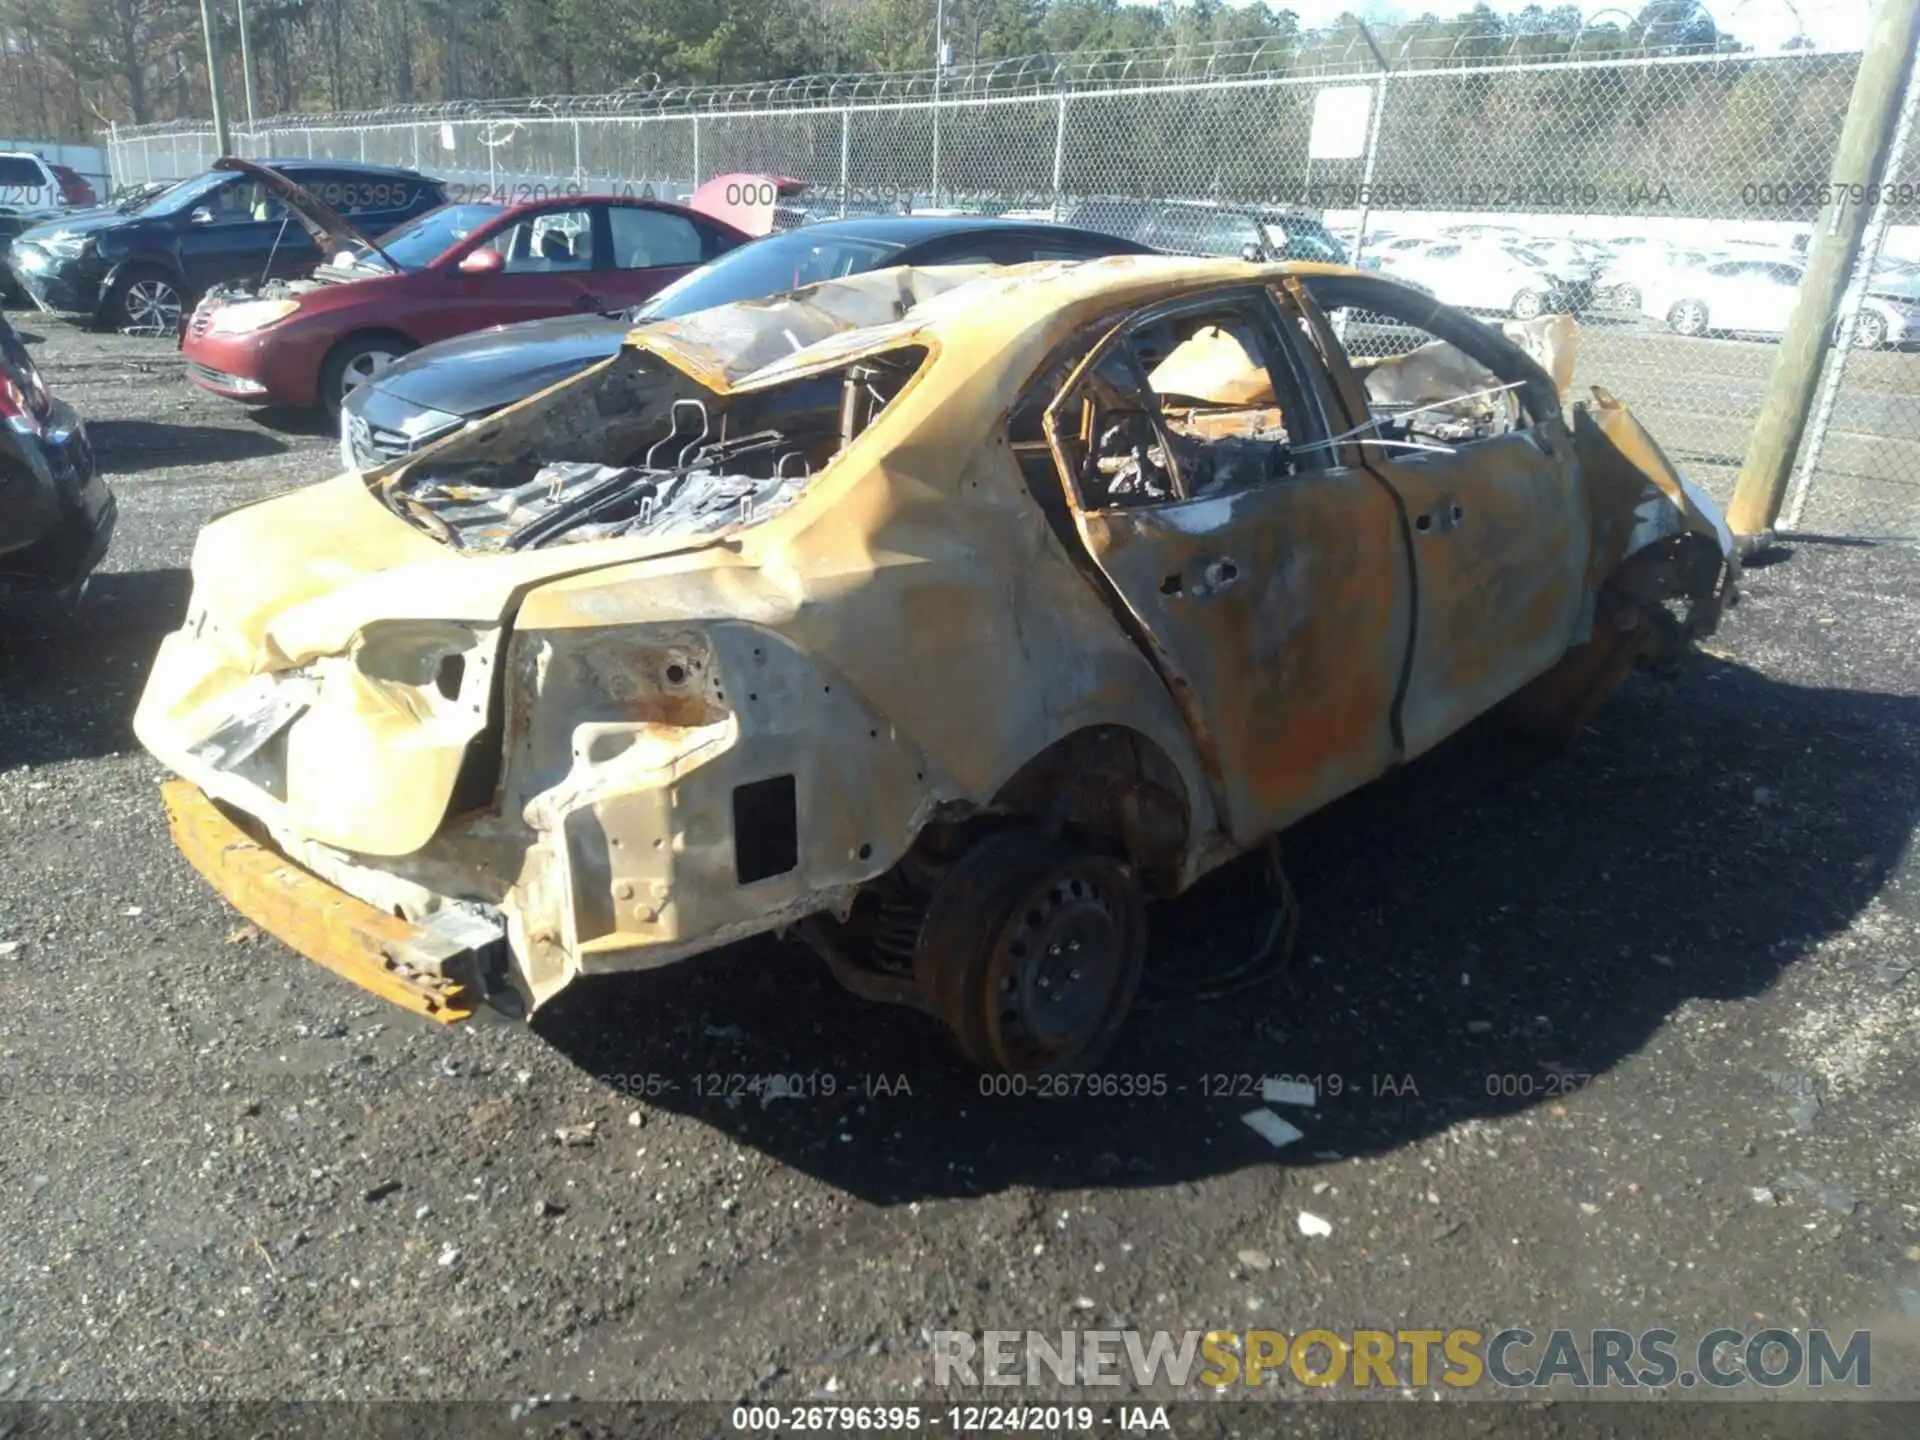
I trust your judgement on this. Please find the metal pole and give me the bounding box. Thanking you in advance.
[236,0,258,129]
[1349,79,1390,265]
[1350,24,1394,268]
[1782,54,1918,533]
[691,115,701,188]
[198,0,232,155]
[931,0,945,209]
[1727,0,1920,542]
[839,109,851,217]
[1051,93,1068,221]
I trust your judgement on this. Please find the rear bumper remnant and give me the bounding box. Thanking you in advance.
[159,779,489,1021]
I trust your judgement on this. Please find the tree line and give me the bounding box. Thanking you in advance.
[0,0,1808,140]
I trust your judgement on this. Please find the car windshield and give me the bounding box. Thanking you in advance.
[334,201,502,271]
[631,230,908,321]
[126,171,232,216]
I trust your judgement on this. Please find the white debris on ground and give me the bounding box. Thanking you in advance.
[1241,1109,1305,1150]
[1260,1078,1317,1107]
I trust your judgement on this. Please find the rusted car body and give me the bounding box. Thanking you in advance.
[134,256,1733,1072]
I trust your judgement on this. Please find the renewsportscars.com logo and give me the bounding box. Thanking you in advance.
[930,1327,1872,1390]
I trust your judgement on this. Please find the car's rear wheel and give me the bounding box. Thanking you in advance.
[1852,309,1889,350]
[913,829,1145,1075]
[1611,284,1642,311]
[320,333,415,420]
[1668,299,1709,337]
[108,268,182,337]
[1510,288,1546,320]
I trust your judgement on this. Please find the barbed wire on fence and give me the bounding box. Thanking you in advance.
[107,6,1833,139]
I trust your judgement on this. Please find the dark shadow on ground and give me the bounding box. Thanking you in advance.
[246,406,336,440]
[535,649,1920,1203]
[0,567,188,768]
[87,419,288,473]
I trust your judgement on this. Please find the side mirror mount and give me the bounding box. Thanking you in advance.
[458,247,504,276]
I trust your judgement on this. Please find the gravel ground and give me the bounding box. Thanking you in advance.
[1,320,1917,1417]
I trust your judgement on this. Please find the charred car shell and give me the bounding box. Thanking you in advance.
[134,256,1733,1072]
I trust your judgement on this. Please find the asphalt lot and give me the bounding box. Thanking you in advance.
[0,315,1917,1419]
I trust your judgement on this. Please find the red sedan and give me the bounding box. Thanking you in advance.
[183,189,749,416]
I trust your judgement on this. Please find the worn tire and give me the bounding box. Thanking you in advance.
[913,829,1145,1075]
[106,266,184,337]
[319,332,415,420]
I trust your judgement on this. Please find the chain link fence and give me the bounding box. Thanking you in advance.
[107,20,1920,539]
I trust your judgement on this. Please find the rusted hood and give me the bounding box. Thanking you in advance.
[1579,384,1735,573]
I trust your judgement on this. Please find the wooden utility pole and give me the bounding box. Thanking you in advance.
[1726,0,1920,543]
[237,0,259,129]
[198,0,232,155]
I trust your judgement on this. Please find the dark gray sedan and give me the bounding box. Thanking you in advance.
[341,215,1154,470]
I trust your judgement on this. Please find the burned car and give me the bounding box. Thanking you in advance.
[133,257,1734,1073]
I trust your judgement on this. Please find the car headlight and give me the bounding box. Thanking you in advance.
[37,232,88,259]
[206,298,301,336]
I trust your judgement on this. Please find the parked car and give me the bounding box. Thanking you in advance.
[49,165,97,208]
[1,207,30,303]
[1517,237,1612,287]
[1376,239,1585,318]
[1061,197,1161,242]
[184,175,749,418]
[1441,222,1527,242]
[0,313,114,593]
[1,153,93,304]
[0,152,74,213]
[1067,198,1349,264]
[1596,241,1712,311]
[1649,255,1920,348]
[136,256,1733,1071]
[8,157,448,336]
[341,214,1155,470]
[1855,269,1920,348]
[1371,234,1437,264]
[1640,257,1801,339]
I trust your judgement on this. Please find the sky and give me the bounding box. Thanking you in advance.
[1277,0,1874,53]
